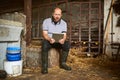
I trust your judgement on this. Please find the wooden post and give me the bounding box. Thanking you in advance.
[104,0,115,44]
[24,0,32,46]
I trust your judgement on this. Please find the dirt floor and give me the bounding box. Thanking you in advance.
[2,48,120,80]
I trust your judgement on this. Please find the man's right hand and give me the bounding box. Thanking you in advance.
[49,38,55,44]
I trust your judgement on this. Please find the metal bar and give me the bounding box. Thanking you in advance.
[65,0,70,42]
[69,2,72,43]
[88,2,91,54]
[71,1,100,4]
[37,7,40,38]
[24,0,32,46]
[111,8,113,43]
[98,1,102,54]
[79,2,81,43]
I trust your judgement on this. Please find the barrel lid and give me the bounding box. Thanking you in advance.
[7,47,21,50]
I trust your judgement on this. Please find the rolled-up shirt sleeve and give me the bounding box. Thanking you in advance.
[42,19,48,31]
[62,22,67,33]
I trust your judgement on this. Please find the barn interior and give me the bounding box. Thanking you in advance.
[0,0,120,80]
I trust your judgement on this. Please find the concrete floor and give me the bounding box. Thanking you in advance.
[3,55,120,80]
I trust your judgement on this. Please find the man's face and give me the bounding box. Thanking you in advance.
[53,9,62,22]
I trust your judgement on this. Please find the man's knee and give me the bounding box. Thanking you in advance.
[42,40,51,51]
[62,41,70,51]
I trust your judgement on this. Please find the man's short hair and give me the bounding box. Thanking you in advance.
[52,7,62,13]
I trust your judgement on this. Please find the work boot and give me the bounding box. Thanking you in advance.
[60,51,71,70]
[41,51,48,74]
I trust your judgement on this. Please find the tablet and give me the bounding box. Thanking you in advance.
[52,33,64,42]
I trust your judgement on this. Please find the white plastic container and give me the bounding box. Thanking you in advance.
[4,60,23,77]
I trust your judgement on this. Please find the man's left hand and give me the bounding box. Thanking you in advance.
[59,39,65,44]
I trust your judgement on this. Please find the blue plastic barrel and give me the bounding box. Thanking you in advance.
[6,53,21,61]
[6,47,21,61]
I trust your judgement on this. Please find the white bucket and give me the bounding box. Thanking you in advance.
[4,60,23,77]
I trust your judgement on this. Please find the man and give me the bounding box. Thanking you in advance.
[41,7,71,74]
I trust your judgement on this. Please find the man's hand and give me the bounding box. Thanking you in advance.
[59,39,65,44]
[49,38,55,44]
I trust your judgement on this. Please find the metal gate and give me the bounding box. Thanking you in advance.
[32,1,103,54]
[69,1,102,54]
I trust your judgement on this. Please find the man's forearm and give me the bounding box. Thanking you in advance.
[44,35,51,41]
[63,33,67,41]
[43,31,51,42]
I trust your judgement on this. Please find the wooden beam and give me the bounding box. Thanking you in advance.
[104,0,115,44]
[24,0,32,46]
